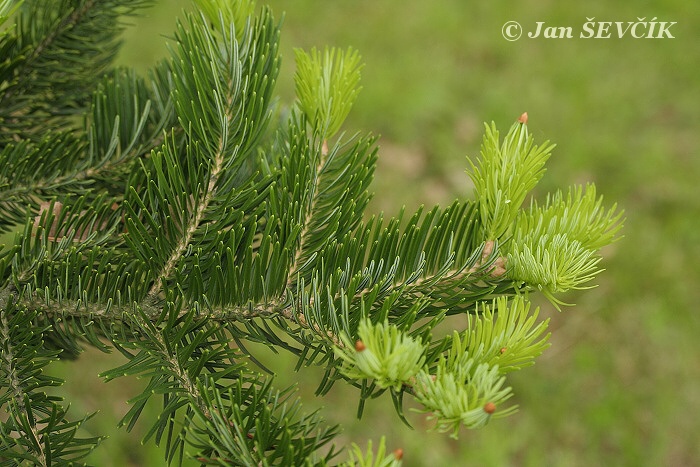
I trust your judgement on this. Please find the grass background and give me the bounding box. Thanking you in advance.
[46,1,700,465]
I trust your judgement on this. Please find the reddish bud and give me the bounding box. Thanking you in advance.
[500,347,507,354]
[518,112,528,124]
[483,402,497,414]
[489,256,507,278]
[482,240,495,259]
[393,448,404,460]
[354,340,366,352]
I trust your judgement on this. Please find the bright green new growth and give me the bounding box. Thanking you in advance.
[468,120,624,305]
[193,0,254,37]
[335,319,426,391]
[0,0,22,29]
[336,297,549,437]
[455,296,551,374]
[294,46,363,139]
[507,184,624,304]
[515,184,624,251]
[468,119,555,241]
[341,437,403,467]
[0,0,623,464]
[413,361,515,437]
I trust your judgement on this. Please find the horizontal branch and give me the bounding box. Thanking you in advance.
[0,284,287,324]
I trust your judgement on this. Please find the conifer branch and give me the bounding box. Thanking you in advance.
[0,308,48,465]
[0,0,623,463]
[0,282,287,325]
[146,144,225,298]
[289,139,328,280]
[0,0,95,107]
[0,0,154,141]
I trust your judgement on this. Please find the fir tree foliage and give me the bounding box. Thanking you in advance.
[294,47,363,140]
[340,438,402,467]
[0,0,623,464]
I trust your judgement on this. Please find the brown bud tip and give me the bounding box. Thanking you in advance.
[500,347,507,354]
[518,112,528,124]
[489,256,507,278]
[354,340,366,352]
[482,240,495,259]
[483,402,497,414]
[393,448,404,460]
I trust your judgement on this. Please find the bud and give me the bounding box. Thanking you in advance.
[518,112,528,124]
[483,402,497,414]
[489,256,507,278]
[393,448,404,460]
[354,340,366,352]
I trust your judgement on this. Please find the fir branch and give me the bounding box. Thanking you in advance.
[0,0,154,139]
[0,300,101,464]
[287,47,370,280]
[289,132,330,281]
[0,0,624,462]
[0,305,47,465]
[441,296,551,376]
[145,153,223,299]
[505,184,623,304]
[187,376,341,465]
[412,361,515,437]
[275,201,509,366]
[144,7,280,299]
[341,437,403,467]
[0,283,285,326]
[294,47,363,140]
[468,117,554,241]
[0,65,174,235]
[100,303,241,461]
[335,319,426,391]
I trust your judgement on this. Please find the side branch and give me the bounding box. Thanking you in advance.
[0,307,48,466]
[0,0,96,108]
[0,283,286,326]
[288,139,329,281]
[147,117,231,299]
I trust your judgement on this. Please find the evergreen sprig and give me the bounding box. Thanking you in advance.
[341,438,403,467]
[468,117,555,241]
[294,47,363,140]
[0,0,623,464]
[0,302,102,464]
[507,184,624,304]
[0,0,155,141]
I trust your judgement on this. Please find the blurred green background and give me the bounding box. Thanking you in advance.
[52,0,700,465]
